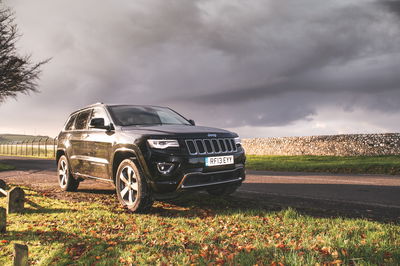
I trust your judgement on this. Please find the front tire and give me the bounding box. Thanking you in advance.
[57,155,79,192]
[115,159,153,213]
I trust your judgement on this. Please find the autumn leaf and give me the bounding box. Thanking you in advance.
[321,246,331,255]
[227,253,235,261]
[331,259,342,265]
[215,258,225,265]
[276,243,286,249]
[245,244,255,252]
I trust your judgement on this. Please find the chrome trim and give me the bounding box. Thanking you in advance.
[194,139,206,155]
[224,138,230,152]
[70,155,109,164]
[177,167,244,190]
[185,140,197,155]
[75,172,113,182]
[214,139,222,153]
[185,137,237,155]
[203,139,214,154]
[181,177,242,189]
[219,139,227,153]
[225,138,235,152]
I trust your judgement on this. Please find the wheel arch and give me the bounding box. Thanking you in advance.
[56,149,67,164]
[112,148,150,184]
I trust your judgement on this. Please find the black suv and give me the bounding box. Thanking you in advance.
[56,103,246,212]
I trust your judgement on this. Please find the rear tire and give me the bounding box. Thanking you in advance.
[57,155,79,192]
[207,183,240,196]
[115,159,153,213]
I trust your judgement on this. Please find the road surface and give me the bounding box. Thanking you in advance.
[1,156,399,222]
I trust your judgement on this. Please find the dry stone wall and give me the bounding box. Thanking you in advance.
[242,133,400,156]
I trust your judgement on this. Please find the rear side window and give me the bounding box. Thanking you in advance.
[65,114,77,131]
[75,110,92,130]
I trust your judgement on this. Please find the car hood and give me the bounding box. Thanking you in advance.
[121,124,235,137]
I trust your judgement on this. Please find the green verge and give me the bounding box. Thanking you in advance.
[246,155,400,175]
[0,188,399,265]
[0,163,15,171]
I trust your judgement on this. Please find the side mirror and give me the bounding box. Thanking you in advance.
[188,119,195,126]
[90,118,113,130]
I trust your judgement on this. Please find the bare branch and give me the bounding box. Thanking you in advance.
[0,2,49,102]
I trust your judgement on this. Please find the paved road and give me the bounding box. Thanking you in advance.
[244,171,400,209]
[0,156,107,191]
[1,156,399,221]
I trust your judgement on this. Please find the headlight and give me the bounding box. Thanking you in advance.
[234,137,241,145]
[147,139,179,149]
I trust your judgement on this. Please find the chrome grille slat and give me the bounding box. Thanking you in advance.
[195,139,206,154]
[185,138,237,155]
[186,140,197,155]
[212,139,220,153]
[219,139,226,152]
[225,138,232,152]
[203,139,213,153]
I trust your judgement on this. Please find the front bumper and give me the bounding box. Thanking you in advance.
[178,167,244,190]
[145,148,246,193]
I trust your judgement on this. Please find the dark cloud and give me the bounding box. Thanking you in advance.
[1,0,400,137]
[382,1,400,17]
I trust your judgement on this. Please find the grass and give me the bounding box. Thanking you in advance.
[0,187,399,265]
[247,155,400,175]
[0,163,14,171]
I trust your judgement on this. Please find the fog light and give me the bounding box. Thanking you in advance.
[157,162,175,175]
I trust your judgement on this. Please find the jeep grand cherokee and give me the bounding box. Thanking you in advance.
[56,103,246,212]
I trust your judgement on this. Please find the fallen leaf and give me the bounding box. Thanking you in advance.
[276,243,286,249]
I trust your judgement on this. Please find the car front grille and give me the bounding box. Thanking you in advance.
[185,138,237,155]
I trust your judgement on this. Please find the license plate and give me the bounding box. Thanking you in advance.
[205,155,234,167]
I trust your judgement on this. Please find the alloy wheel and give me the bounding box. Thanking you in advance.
[118,165,139,205]
[58,159,68,188]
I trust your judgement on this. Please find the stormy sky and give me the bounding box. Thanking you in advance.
[1,0,400,138]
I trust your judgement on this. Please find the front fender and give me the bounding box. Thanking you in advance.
[111,144,151,180]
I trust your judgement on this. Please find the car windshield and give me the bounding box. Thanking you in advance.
[108,106,191,126]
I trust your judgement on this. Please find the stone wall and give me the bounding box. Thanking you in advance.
[242,133,400,156]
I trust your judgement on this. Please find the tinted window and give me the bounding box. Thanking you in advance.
[108,106,190,126]
[90,107,110,127]
[75,110,92,130]
[65,114,77,131]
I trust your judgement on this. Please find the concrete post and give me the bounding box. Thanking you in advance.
[13,244,28,266]
[0,207,6,233]
[7,187,25,214]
